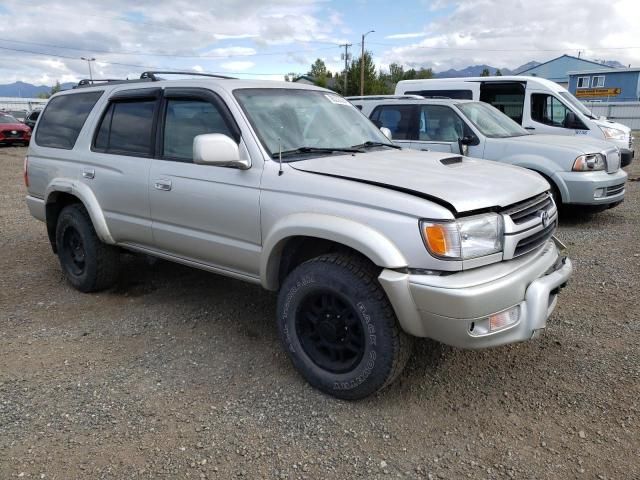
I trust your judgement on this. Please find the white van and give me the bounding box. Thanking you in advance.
[395,76,634,166]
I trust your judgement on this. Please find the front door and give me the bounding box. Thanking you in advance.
[524,91,589,136]
[149,88,262,278]
[368,104,416,148]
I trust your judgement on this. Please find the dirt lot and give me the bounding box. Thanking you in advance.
[1,144,639,480]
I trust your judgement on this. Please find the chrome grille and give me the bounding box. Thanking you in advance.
[501,192,558,260]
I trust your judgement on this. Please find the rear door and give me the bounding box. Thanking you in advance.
[148,87,262,277]
[85,88,160,247]
[368,104,417,148]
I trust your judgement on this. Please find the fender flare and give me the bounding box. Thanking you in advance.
[261,213,407,290]
[45,179,115,244]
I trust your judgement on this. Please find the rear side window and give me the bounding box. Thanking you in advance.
[94,100,156,156]
[35,91,103,149]
[370,105,415,140]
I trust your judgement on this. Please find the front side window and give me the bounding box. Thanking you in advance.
[94,99,156,156]
[418,105,467,141]
[530,93,584,128]
[163,99,233,161]
[234,89,390,158]
[592,75,605,87]
[35,91,103,149]
[370,105,415,140]
[457,101,529,138]
[577,77,590,88]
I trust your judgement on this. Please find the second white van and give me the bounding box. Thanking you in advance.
[395,76,634,166]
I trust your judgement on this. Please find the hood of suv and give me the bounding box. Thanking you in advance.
[503,133,614,154]
[290,149,549,214]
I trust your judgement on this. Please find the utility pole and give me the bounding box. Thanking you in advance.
[360,30,374,96]
[340,43,352,95]
[81,57,96,81]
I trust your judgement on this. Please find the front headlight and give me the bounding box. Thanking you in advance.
[572,153,606,171]
[420,213,503,260]
[599,126,626,141]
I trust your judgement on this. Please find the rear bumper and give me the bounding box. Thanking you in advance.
[554,169,627,205]
[379,241,572,349]
[26,195,46,222]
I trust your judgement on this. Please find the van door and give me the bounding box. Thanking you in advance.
[524,91,589,136]
[479,82,526,125]
[412,105,471,153]
[369,104,417,148]
[148,88,262,277]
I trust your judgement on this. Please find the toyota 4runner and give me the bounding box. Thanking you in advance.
[25,72,573,399]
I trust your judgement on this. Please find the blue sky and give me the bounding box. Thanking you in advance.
[0,0,637,85]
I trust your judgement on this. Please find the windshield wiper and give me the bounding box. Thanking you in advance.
[271,146,364,159]
[351,140,401,150]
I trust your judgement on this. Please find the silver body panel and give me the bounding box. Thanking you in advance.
[26,78,573,348]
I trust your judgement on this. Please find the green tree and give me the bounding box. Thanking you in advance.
[480,68,490,77]
[37,80,62,99]
[388,63,406,84]
[345,51,380,96]
[415,67,434,79]
[495,68,503,76]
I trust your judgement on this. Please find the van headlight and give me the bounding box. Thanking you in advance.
[572,153,606,171]
[420,213,503,260]
[599,126,626,141]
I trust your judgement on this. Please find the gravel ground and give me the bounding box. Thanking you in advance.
[1,143,639,480]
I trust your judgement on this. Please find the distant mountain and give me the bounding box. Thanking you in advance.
[0,81,75,97]
[434,61,545,78]
[511,61,541,74]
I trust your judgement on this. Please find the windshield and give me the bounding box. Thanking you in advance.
[0,114,19,124]
[457,102,529,138]
[234,88,390,159]
[559,91,595,118]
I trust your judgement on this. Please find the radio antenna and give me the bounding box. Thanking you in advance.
[278,138,283,176]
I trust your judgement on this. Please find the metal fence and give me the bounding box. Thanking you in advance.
[0,97,48,113]
[582,101,640,130]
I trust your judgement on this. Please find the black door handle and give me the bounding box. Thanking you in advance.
[524,127,535,130]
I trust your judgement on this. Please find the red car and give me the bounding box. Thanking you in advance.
[0,112,31,146]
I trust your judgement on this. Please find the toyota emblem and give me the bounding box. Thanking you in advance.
[539,210,550,228]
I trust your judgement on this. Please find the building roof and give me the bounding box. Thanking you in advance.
[516,54,613,83]
[568,67,640,75]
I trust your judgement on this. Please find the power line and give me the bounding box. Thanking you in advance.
[0,38,339,59]
[0,45,290,76]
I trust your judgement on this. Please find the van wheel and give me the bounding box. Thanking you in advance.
[277,253,412,400]
[55,204,120,292]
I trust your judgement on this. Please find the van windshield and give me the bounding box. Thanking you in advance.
[234,88,391,159]
[559,91,596,119]
[457,101,529,138]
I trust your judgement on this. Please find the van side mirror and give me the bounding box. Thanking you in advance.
[563,111,578,129]
[193,134,250,169]
[380,127,392,140]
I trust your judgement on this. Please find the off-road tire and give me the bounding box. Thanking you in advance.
[55,204,119,292]
[277,253,412,400]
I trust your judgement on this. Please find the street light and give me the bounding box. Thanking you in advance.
[81,57,96,81]
[360,30,375,96]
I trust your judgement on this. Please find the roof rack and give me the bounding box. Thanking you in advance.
[75,78,153,88]
[345,94,425,101]
[139,71,236,81]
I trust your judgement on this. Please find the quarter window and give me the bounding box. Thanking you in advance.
[577,77,590,88]
[162,99,233,161]
[35,91,103,149]
[592,75,605,88]
[370,105,415,140]
[94,99,156,156]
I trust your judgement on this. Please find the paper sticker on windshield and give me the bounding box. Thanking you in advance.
[325,94,351,106]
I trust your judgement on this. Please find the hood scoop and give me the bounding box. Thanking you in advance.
[440,156,464,166]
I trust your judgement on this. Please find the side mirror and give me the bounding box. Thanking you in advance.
[380,127,392,140]
[457,135,476,156]
[193,134,250,169]
[563,111,578,129]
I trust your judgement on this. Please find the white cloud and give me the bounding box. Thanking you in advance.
[220,61,255,71]
[384,32,428,40]
[205,47,257,58]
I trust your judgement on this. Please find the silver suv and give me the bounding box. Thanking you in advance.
[25,72,573,399]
